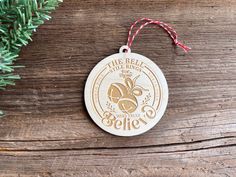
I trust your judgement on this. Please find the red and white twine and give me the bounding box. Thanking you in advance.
[127,18,191,53]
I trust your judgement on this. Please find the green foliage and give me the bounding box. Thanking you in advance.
[0,0,62,116]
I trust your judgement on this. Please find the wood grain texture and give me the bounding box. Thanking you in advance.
[0,0,236,176]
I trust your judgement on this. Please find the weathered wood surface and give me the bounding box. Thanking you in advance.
[0,0,236,176]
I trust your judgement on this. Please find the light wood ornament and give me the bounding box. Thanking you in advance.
[84,45,168,136]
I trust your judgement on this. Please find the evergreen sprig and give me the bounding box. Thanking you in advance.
[0,0,62,116]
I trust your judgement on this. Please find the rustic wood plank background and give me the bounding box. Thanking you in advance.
[0,0,236,176]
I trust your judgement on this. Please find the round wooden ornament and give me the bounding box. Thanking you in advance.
[84,18,190,136]
[84,45,168,136]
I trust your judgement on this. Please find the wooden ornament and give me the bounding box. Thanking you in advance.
[84,46,168,136]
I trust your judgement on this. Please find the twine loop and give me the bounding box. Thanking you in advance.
[127,18,191,53]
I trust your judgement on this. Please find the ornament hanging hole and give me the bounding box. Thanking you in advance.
[119,45,131,53]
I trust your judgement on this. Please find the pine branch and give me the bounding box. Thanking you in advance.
[0,0,62,117]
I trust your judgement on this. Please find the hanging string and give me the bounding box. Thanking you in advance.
[127,18,191,53]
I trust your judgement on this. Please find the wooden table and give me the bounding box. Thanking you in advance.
[0,0,236,176]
